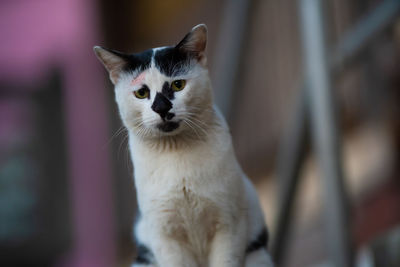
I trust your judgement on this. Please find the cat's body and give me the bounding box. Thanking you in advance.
[94,24,273,267]
[131,107,270,267]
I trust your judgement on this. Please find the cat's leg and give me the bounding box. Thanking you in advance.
[139,218,197,267]
[131,241,197,267]
[133,217,157,266]
[208,216,247,267]
[131,263,156,267]
[245,249,274,267]
[136,208,198,266]
[150,236,198,267]
[131,264,156,267]
[131,244,157,267]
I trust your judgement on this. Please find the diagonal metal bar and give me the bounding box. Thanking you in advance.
[271,86,310,266]
[331,0,400,69]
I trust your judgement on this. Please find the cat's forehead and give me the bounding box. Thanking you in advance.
[124,46,193,78]
[130,67,165,88]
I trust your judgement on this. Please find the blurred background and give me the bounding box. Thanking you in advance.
[1,0,400,266]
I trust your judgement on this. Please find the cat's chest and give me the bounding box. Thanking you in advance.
[134,146,221,188]
[156,183,221,253]
[134,145,237,216]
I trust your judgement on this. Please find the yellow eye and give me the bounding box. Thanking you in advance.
[134,87,149,99]
[171,80,186,91]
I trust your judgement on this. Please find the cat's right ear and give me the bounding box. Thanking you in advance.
[176,24,208,67]
[93,46,127,84]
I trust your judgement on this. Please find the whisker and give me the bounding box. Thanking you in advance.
[184,117,208,140]
[183,119,202,140]
[103,125,127,149]
[118,132,129,160]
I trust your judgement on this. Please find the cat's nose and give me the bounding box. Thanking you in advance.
[151,92,174,120]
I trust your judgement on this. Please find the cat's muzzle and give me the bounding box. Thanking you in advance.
[157,121,180,132]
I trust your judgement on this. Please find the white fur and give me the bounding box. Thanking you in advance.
[97,25,273,266]
[129,108,271,266]
[112,62,273,266]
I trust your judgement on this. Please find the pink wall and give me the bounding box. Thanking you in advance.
[0,0,116,266]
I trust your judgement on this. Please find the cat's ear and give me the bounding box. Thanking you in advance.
[93,46,128,84]
[176,24,208,66]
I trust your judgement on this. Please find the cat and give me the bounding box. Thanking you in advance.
[94,24,273,267]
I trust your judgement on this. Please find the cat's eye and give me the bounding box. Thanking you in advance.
[171,80,186,92]
[134,87,150,99]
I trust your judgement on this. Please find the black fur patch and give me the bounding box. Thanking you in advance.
[246,227,269,254]
[151,92,173,119]
[161,81,174,100]
[154,47,192,77]
[165,112,175,120]
[123,49,153,73]
[135,244,153,264]
[157,121,179,132]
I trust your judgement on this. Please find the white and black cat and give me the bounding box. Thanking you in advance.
[94,24,273,267]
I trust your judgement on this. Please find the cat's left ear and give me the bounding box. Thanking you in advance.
[93,46,128,84]
[176,24,208,66]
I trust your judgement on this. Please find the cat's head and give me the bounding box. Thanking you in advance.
[94,24,214,141]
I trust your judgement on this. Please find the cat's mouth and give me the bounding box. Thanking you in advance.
[157,121,180,132]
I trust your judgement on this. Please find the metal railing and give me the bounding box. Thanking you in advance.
[272,0,400,266]
[213,0,400,266]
